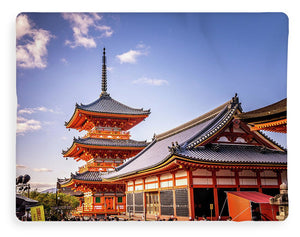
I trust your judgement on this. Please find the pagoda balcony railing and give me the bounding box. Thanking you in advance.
[78,162,122,173]
[85,129,131,140]
[75,205,125,214]
[76,206,83,213]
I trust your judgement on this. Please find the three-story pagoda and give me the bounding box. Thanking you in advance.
[58,48,150,217]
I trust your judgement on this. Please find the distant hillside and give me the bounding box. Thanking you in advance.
[41,187,57,193]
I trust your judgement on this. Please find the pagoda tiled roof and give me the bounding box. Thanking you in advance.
[76,93,151,116]
[102,95,287,180]
[57,171,102,185]
[236,98,286,123]
[71,171,103,181]
[74,137,149,147]
[62,137,149,155]
[57,171,103,185]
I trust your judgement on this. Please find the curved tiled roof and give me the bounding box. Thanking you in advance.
[74,137,149,147]
[71,171,103,181]
[175,144,287,165]
[57,171,102,185]
[236,98,286,122]
[62,137,149,156]
[76,93,150,116]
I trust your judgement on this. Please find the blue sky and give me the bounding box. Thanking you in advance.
[16,13,287,191]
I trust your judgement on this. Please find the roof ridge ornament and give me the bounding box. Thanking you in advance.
[100,47,109,97]
[229,93,242,111]
[231,93,239,105]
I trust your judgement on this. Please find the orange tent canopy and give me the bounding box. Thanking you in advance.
[227,191,277,221]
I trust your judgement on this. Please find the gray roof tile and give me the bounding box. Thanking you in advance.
[71,171,102,181]
[77,93,150,115]
[176,145,287,164]
[75,137,149,147]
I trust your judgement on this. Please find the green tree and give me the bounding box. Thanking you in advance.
[29,190,79,221]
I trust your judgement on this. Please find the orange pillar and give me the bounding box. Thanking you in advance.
[277,170,282,187]
[257,171,262,192]
[157,175,161,217]
[235,170,240,191]
[171,172,176,217]
[212,169,219,220]
[187,169,195,219]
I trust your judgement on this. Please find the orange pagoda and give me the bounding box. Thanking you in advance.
[58,48,150,217]
[236,98,287,133]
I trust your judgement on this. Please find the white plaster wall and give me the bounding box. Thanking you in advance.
[160,173,172,180]
[193,177,213,185]
[192,169,212,176]
[260,170,277,177]
[135,185,143,191]
[216,170,235,176]
[216,177,236,185]
[175,170,187,178]
[261,178,278,186]
[145,183,158,190]
[160,180,173,188]
[239,178,257,185]
[239,170,256,177]
[176,178,187,186]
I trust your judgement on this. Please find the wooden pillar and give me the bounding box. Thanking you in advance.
[157,175,161,217]
[143,191,147,220]
[142,178,146,220]
[277,170,282,187]
[171,172,176,217]
[132,191,135,216]
[212,169,219,220]
[257,170,262,192]
[171,172,176,187]
[235,170,240,191]
[133,179,136,192]
[125,181,128,192]
[187,169,195,219]
[142,178,146,190]
[157,174,161,188]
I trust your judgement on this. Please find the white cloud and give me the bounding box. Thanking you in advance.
[116,43,149,64]
[16,14,53,69]
[16,106,58,135]
[17,116,41,135]
[18,106,55,114]
[16,164,28,169]
[62,13,113,48]
[60,58,68,65]
[16,14,32,40]
[33,168,53,172]
[30,182,56,191]
[107,66,113,71]
[116,50,143,64]
[132,77,169,86]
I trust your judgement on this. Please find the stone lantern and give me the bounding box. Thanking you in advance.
[269,183,288,221]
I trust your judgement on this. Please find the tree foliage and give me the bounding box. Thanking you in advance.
[29,190,79,220]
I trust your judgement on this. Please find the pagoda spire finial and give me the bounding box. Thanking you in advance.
[101,47,108,96]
